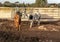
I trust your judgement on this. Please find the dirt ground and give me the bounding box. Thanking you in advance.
[0,19,60,42]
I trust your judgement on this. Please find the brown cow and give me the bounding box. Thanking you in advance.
[14,11,21,30]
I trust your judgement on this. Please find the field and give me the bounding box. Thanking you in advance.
[0,19,60,42]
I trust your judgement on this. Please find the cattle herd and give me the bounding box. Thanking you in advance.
[14,9,41,29]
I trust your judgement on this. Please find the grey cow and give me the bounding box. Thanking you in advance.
[29,12,41,28]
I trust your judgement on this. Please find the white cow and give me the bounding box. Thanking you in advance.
[21,10,41,28]
[29,12,41,28]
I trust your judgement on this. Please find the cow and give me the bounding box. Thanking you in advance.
[14,11,22,30]
[29,13,41,28]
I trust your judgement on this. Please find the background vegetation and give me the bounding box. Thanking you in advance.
[0,0,60,7]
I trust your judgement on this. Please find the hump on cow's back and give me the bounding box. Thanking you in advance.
[16,11,22,16]
[29,15,33,20]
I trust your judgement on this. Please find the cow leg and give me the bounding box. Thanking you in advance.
[38,20,40,26]
[30,20,33,28]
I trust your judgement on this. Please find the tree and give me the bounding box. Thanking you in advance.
[3,1,11,7]
[15,1,20,7]
[10,3,16,7]
[25,3,30,7]
[22,2,26,7]
[58,3,60,8]
[48,3,58,8]
[35,0,47,7]
[0,2,2,7]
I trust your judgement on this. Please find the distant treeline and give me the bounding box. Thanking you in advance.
[0,1,60,8]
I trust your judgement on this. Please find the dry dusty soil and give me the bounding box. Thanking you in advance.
[0,19,60,42]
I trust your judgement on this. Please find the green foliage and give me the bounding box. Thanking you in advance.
[35,0,47,7]
[58,3,60,8]
[0,2,2,7]
[0,0,59,7]
[3,1,11,7]
[47,3,58,8]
